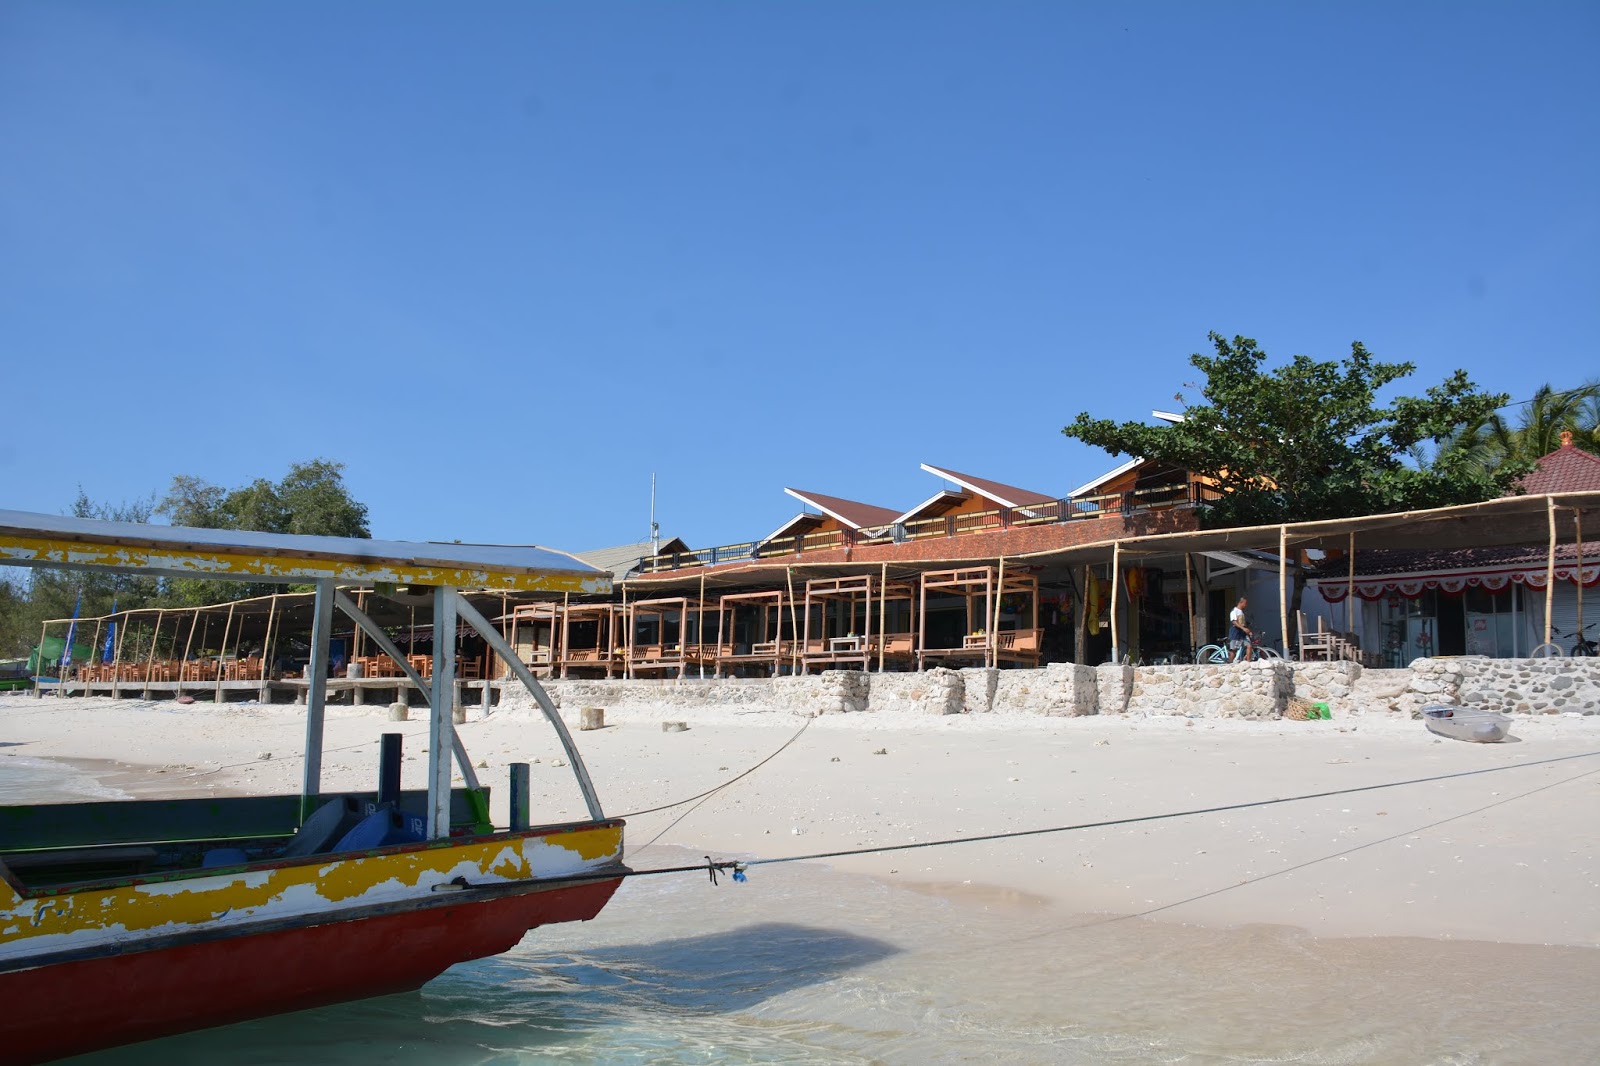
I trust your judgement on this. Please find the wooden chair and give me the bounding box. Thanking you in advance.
[1297,612,1337,661]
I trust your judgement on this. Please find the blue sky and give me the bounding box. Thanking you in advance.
[4,1,1596,554]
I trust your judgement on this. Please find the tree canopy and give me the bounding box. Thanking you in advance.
[1063,333,1524,528]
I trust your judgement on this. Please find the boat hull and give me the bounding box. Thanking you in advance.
[1,874,621,1064]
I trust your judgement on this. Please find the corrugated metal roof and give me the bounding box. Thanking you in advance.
[576,538,687,581]
[0,509,608,593]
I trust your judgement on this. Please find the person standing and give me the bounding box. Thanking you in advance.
[1228,597,1253,662]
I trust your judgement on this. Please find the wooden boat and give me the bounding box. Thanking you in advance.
[1421,703,1512,743]
[0,509,624,1063]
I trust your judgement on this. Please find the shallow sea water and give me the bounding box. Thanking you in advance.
[59,844,1599,1065]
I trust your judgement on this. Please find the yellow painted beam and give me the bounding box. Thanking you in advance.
[0,534,610,594]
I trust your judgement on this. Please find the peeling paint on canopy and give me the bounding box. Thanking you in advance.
[0,510,610,593]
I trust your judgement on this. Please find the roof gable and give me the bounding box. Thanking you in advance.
[783,488,901,531]
[919,464,1056,508]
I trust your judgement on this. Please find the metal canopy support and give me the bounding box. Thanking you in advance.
[428,587,458,839]
[333,591,480,793]
[454,594,606,822]
[300,578,336,819]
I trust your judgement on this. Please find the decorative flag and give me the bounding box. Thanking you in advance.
[103,598,118,663]
[60,590,82,667]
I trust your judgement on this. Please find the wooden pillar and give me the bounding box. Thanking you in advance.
[1279,525,1289,656]
[1575,509,1585,643]
[788,566,801,674]
[917,571,929,671]
[1110,542,1122,663]
[112,609,128,696]
[1347,532,1356,633]
[142,609,166,697]
[1545,497,1557,645]
[214,601,236,703]
[1184,552,1196,654]
[35,621,49,698]
[990,558,1006,669]
[260,593,280,700]
[878,563,889,672]
[560,591,571,678]
[1074,566,1087,664]
[698,570,707,678]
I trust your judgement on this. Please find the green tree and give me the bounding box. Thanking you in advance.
[1064,333,1523,529]
[157,459,370,604]
[1434,381,1600,478]
[1063,333,1523,636]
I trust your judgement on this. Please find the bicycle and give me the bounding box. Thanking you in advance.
[1195,636,1281,664]
[1530,622,1597,658]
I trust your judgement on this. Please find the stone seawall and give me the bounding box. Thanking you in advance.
[494,656,1600,719]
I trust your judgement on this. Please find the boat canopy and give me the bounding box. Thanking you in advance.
[0,509,610,594]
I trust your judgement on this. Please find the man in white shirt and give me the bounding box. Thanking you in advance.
[1228,597,1252,662]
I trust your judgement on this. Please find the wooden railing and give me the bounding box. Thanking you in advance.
[638,482,1205,574]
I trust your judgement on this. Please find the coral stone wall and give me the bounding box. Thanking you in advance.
[494,656,1600,719]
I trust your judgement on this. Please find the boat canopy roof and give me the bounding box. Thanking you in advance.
[0,509,610,594]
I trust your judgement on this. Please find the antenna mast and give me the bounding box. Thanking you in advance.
[650,473,659,555]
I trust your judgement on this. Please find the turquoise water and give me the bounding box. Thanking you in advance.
[0,755,127,804]
[55,846,1600,1065]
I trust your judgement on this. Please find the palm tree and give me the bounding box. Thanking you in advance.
[1435,381,1599,476]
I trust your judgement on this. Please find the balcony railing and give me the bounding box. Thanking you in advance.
[636,482,1211,575]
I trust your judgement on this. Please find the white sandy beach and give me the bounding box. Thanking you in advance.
[5,692,1598,949]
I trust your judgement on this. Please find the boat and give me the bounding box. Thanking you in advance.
[1421,703,1512,743]
[0,509,626,1063]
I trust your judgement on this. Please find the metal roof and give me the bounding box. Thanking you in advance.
[919,464,1056,508]
[0,509,610,593]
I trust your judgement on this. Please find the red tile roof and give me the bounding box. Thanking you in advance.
[1517,437,1600,495]
[919,464,1057,508]
[783,489,901,530]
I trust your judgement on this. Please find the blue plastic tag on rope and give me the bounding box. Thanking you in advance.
[732,863,748,883]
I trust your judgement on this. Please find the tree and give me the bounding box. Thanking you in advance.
[157,459,371,604]
[1063,333,1524,637]
[1433,381,1600,477]
[1063,333,1525,529]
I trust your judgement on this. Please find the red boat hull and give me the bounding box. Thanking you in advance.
[1,876,622,1064]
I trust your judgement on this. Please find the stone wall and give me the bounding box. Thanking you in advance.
[490,656,1600,720]
[1125,662,1288,720]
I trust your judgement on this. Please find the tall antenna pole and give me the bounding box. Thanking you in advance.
[650,473,659,555]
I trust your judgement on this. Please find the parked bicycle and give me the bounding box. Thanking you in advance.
[1195,636,1282,664]
[1530,622,1598,658]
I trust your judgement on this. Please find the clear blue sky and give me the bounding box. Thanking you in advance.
[4,1,1596,553]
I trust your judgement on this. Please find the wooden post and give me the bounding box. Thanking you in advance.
[1184,552,1196,655]
[180,607,199,688]
[787,566,800,674]
[1545,497,1557,646]
[1279,525,1289,656]
[1575,509,1585,645]
[917,569,929,671]
[142,609,166,697]
[1110,542,1122,663]
[260,593,280,700]
[112,609,128,697]
[215,600,236,703]
[698,570,707,679]
[1347,532,1356,634]
[560,591,571,678]
[36,621,49,698]
[1074,566,1087,664]
[991,558,1006,669]
[86,617,103,693]
[878,563,888,672]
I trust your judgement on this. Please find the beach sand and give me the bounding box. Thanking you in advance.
[4,692,1597,947]
[7,692,1600,1063]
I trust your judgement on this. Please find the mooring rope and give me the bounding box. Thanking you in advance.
[518,748,1600,889]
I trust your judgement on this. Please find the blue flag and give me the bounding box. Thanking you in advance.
[103,598,118,663]
[61,590,82,668]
